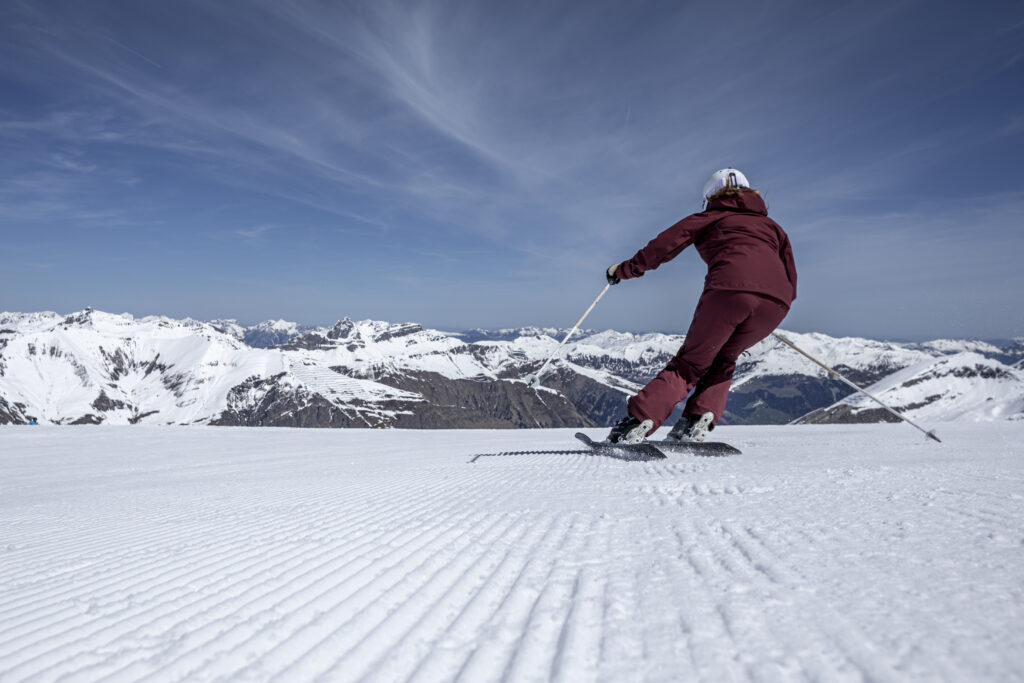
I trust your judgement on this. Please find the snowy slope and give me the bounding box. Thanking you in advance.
[801,352,1024,423]
[208,319,325,348]
[458,327,598,343]
[735,331,936,387]
[0,309,267,424]
[1,423,1022,681]
[0,310,417,426]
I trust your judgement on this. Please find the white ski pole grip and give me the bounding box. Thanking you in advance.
[772,332,941,442]
[528,284,611,388]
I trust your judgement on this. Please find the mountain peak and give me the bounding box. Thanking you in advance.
[2,309,1023,427]
[61,308,96,327]
[327,318,356,340]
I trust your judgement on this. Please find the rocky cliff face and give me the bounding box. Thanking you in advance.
[0,396,28,425]
[210,374,383,428]
[366,370,595,429]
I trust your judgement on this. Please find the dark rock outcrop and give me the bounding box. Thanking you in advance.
[69,414,104,425]
[375,370,595,429]
[92,390,129,412]
[211,374,375,428]
[0,397,28,425]
[211,369,602,429]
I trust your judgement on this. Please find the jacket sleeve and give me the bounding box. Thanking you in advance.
[616,212,713,280]
[779,232,797,300]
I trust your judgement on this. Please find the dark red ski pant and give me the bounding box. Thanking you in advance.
[628,290,789,431]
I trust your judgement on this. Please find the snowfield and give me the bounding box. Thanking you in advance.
[2,424,1023,682]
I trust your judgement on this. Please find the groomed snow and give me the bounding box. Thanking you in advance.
[1,424,1022,682]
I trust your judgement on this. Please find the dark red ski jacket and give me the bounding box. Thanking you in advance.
[615,190,797,307]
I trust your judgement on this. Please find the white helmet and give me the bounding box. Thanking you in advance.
[702,168,749,201]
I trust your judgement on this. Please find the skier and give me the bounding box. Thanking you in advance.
[605,168,797,444]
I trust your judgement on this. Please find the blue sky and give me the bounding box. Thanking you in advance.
[1,0,1022,340]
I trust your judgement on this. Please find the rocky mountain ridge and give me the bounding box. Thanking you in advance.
[1,309,1022,428]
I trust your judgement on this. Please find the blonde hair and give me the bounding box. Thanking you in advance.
[706,185,759,202]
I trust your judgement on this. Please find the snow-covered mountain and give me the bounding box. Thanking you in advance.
[799,352,1024,424]
[457,327,598,343]
[0,311,594,428]
[213,318,324,348]
[1,309,1022,427]
[0,309,282,426]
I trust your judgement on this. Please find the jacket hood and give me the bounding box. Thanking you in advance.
[707,190,767,216]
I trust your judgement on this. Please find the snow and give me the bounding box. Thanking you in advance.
[831,352,1024,421]
[914,339,1006,356]
[0,311,288,425]
[2,423,1022,681]
[6,310,1024,426]
[733,332,936,387]
[286,358,421,403]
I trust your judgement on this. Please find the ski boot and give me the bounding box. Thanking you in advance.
[666,411,715,443]
[607,415,654,444]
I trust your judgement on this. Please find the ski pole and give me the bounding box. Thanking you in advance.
[527,283,610,387]
[772,332,941,442]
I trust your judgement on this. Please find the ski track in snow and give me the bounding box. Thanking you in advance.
[1,424,1023,682]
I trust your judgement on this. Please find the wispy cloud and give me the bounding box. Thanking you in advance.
[1,0,1022,336]
[234,223,276,240]
[46,153,97,172]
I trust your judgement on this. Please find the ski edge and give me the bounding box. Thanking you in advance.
[574,432,667,461]
[653,439,741,456]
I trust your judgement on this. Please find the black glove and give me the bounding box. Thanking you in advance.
[606,263,621,285]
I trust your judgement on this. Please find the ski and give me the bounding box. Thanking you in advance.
[652,439,740,456]
[574,432,666,461]
[471,434,736,464]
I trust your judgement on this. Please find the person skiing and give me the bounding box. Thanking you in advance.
[605,168,797,444]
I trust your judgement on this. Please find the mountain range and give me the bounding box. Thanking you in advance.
[1,309,1022,428]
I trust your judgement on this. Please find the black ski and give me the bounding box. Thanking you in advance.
[652,439,740,456]
[574,432,666,461]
